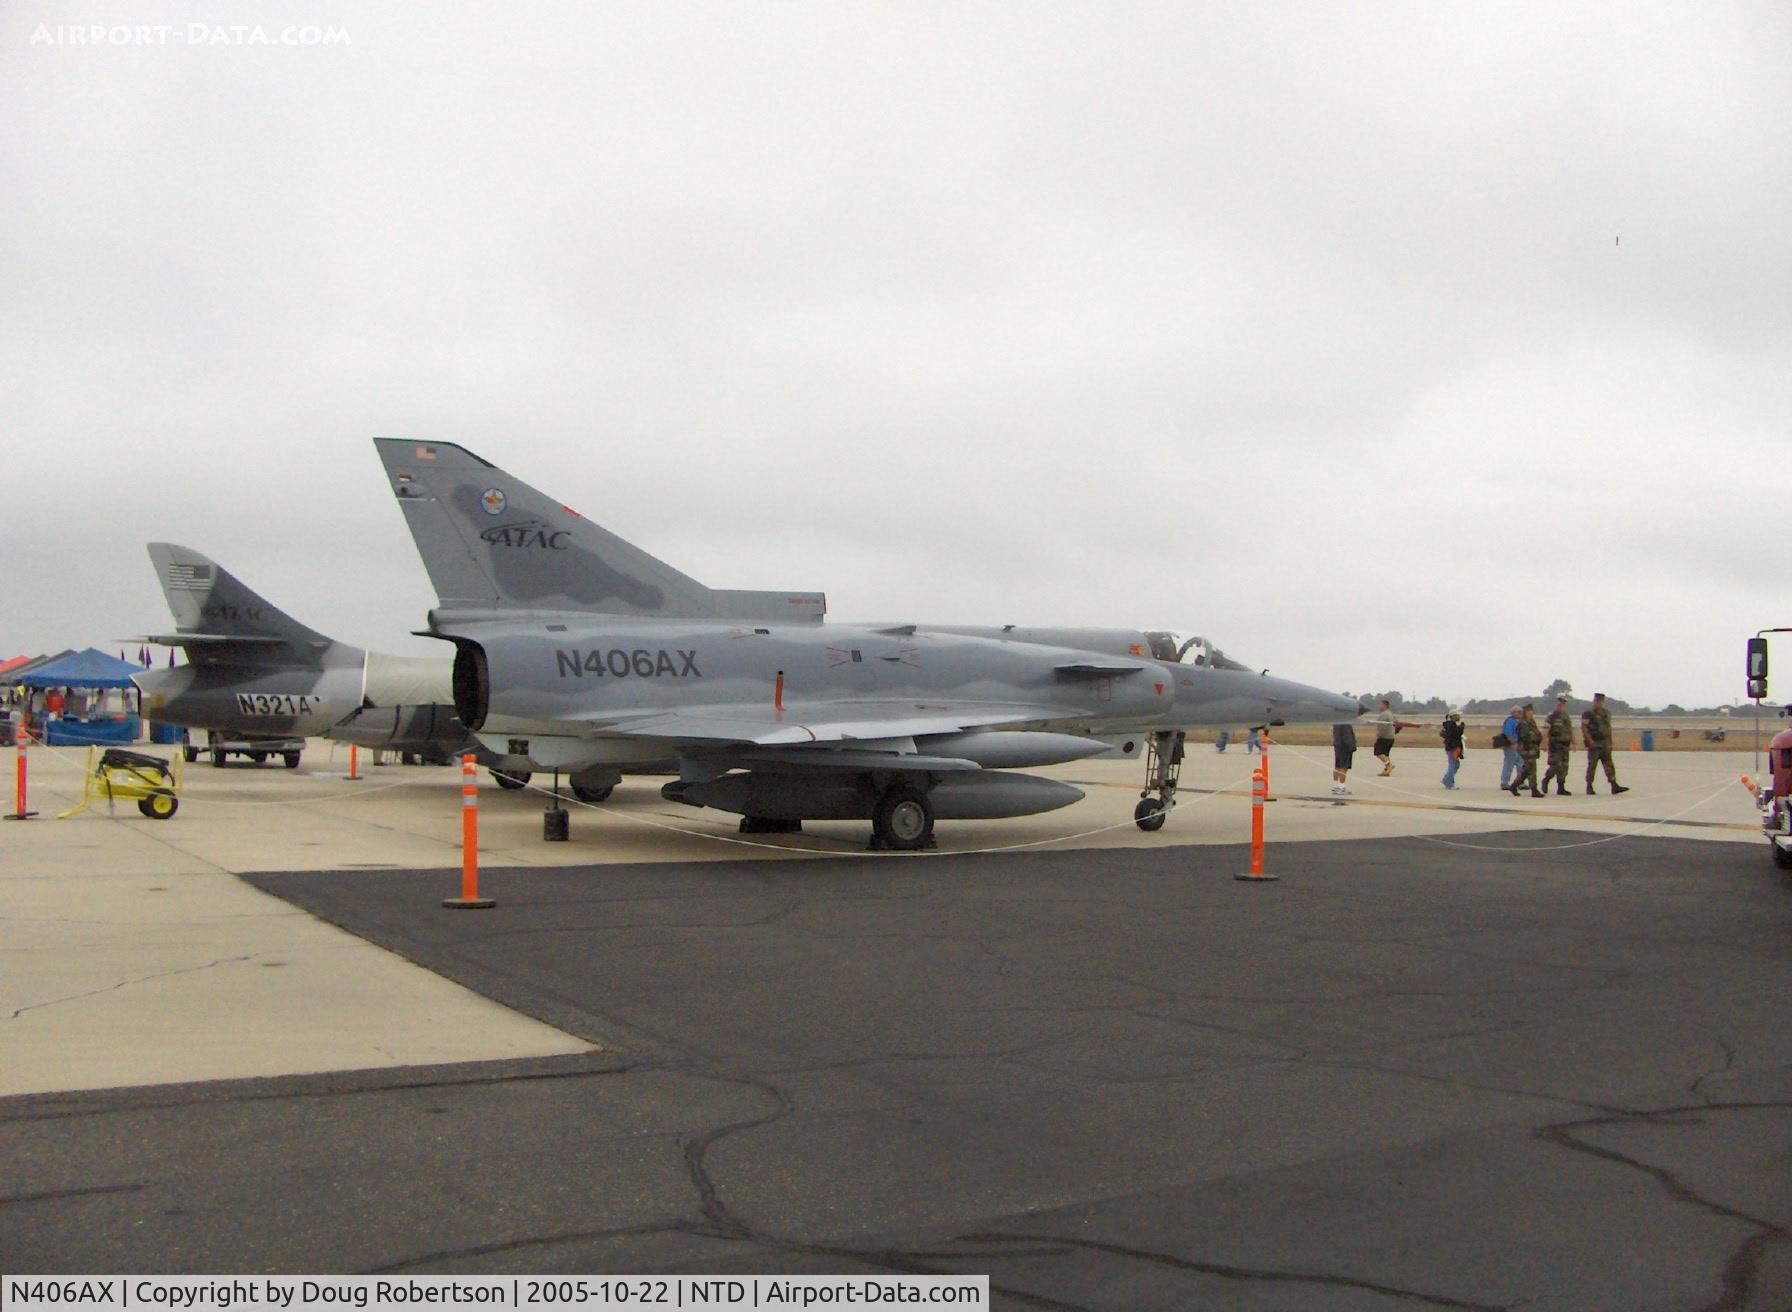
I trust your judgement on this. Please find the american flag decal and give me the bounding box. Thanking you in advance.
[166,562,212,592]
[414,445,437,459]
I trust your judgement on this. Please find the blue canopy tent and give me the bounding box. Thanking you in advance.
[18,647,145,744]
[19,648,145,689]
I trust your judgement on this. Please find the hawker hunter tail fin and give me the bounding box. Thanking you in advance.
[144,544,342,668]
[372,438,825,622]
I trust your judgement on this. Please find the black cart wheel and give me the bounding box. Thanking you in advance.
[182,744,198,764]
[210,749,226,767]
[491,767,531,790]
[138,790,178,820]
[1134,797,1169,832]
[249,751,268,764]
[873,786,934,851]
[283,751,301,769]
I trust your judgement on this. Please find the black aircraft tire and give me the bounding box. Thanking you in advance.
[491,767,531,790]
[873,786,934,852]
[1134,798,1169,832]
[571,781,615,804]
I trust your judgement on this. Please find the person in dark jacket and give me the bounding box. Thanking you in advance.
[1440,710,1466,789]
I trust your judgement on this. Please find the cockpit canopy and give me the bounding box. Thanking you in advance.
[1143,632,1253,671]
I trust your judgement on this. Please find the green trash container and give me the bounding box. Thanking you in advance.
[1641,729,1655,751]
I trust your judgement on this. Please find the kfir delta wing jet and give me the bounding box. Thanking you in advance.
[374,438,1359,850]
[130,544,553,786]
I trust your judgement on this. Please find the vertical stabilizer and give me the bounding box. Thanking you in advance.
[145,544,348,668]
[373,438,825,622]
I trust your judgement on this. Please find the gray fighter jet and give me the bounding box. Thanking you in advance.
[130,545,552,787]
[374,439,1358,849]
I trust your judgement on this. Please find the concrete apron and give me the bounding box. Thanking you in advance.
[0,735,1763,1096]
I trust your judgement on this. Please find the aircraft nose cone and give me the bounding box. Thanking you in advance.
[1355,700,1371,717]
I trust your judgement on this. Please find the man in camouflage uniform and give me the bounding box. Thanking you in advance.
[1539,695,1574,796]
[1581,691,1629,795]
[1507,703,1544,797]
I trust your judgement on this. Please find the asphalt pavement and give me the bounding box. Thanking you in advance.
[5,829,1789,1310]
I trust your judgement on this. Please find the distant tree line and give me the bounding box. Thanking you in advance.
[1338,678,1735,717]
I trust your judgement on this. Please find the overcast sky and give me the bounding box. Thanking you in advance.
[5,2,1788,709]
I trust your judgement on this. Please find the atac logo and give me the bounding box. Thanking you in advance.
[480,487,507,515]
[480,520,571,550]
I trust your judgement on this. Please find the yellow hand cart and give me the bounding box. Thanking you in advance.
[58,746,184,820]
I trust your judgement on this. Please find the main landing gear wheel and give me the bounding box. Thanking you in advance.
[1134,797,1169,832]
[871,786,935,852]
[490,767,531,790]
[569,769,620,804]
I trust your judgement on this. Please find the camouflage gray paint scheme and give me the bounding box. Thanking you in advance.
[131,544,483,765]
[374,439,1359,848]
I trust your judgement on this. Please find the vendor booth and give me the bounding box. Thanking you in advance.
[18,648,147,745]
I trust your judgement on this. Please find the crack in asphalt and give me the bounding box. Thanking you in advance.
[1691,1034,1740,1103]
[952,1231,1511,1309]
[1535,1102,1792,1312]
[1305,1055,1637,1117]
[365,1221,693,1273]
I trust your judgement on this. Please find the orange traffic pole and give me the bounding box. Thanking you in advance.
[443,752,495,909]
[1236,760,1279,882]
[348,743,361,781]
[1261,739,1275,802]
[6,729,37,821]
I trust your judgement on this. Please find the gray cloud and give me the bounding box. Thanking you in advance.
[3,1,1787,708]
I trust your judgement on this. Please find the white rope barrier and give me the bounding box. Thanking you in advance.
[22,728,1760,860]
[1270,740,1751,852]
[508,767,1263,858]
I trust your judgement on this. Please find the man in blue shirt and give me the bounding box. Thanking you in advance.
[1499,706,1521,790]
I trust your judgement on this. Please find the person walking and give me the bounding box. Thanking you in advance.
[1497,706,1521,790]
[1507,703,1544,797]
[1370,699,1421,775]
[1540,696,1574,796]
[1332,720,1357,795]
[1581,691,1629,795]
[1440,709,1466,789]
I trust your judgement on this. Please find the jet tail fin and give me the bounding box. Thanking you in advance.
[372,439,826,623]
[145,543,345,668]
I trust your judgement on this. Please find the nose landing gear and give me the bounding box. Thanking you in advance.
[1136,730,1185,831]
